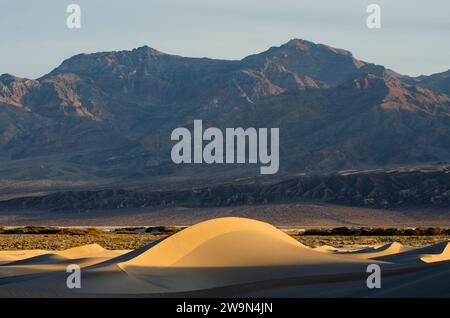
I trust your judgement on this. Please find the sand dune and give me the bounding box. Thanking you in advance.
[0,249,48,263]
[313,245,339,253]
[6,254,68,266]
[119,217,312,269]
[0,244,128,265]
[421,242,450,263]
[312,245,371,253]
[55,244,128,259]
[0,244,130,279]
[338,242,415,260]
[56,244,105,258]
[0,217,448,297]
[375,241,450,264]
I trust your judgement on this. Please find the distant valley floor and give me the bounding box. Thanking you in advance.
[0,202,449,227]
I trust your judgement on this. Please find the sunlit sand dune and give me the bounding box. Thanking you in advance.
[421,242,450,263]
[339,242,415,260]
[119,217,322,269]
[313,245,339,253]
[0,217,448,297]
[56,244,107,258]
[0,250,48,263]
[375,241,450,264]
[0,244,130,278]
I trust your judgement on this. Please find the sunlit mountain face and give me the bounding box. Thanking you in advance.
[0,39,449,185]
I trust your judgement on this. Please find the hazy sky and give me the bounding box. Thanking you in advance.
[1,0,449,79]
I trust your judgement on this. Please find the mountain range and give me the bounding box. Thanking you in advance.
[1,39,449,186]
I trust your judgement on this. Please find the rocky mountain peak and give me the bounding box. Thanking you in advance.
[0,40,449,181]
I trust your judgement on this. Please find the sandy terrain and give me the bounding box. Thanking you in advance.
[0,217,449,297]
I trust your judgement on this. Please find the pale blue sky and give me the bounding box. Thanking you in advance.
[1,0,449,79]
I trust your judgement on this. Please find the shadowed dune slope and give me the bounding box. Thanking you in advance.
[375,241,450,264]
[0,250,48,263]
[339,242,414,260]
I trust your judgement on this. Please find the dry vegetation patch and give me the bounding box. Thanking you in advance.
[0,226,448,250]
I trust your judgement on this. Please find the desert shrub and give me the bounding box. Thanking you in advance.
[421,227,445,236]
[385,228,402,235]
[360,227,384,235]
[113,227,146,234]
[145,226,180,234]
[403,228,418,235]
[0,226,107,235]
[301,227,450,236]
[2,226,60,234]
[359,227,372,235]
[57,228,107,235]
[415,227,429,235]
[303,228,333,235]
[331,227,355,236]
[414,227,443,236]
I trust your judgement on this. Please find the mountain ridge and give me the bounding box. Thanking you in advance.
[0,39,449,184]
[1,167,449,212]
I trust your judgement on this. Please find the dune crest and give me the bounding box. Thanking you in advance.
[0,244,130,278]
[313,245,339,253]
[0,250,49,263]
[56,244,106,258]
[420,242,450,263]
[118,217,311,270]
[341,242,414,260]
[374,241,450,264]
